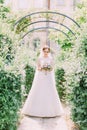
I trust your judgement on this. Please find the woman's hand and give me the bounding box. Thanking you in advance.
[38,66,42,71]
[41,64,53,71]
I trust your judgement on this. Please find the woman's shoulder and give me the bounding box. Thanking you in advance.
[49,56,54,60]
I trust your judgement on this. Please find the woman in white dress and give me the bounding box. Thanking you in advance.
[21,45,64,117]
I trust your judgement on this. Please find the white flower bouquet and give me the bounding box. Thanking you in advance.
[41,64,52,71]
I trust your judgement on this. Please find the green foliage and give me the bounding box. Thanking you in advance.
[58,38,73,50]
[0,0,4,4]
[0,34,14,64]
[74,0,87,25]
[71,36,87,130]
[70,71,87,130]
[16,17,31,33]
[81,36,87,57]
[0,2,20,67]
[0,3,10,19]
[0,70,22,130]
[69,7,87,128]
[24,64,35,96]
[55,68,66,101]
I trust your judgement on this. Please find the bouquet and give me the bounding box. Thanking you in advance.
[41,64,52,72]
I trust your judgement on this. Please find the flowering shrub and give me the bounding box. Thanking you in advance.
[0,34,14,64]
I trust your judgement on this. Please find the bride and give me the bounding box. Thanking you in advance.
[21,45,64,117]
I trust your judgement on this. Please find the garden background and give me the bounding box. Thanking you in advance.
[0,0,87,130]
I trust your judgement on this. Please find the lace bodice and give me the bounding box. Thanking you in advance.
[37,56,54,69]
[40,57,52,67]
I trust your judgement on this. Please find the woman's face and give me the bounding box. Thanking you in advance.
[43,48,50,57]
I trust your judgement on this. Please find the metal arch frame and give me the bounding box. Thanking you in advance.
[20,20,75,35]
[22,26,70,39]
[14,11,80,28]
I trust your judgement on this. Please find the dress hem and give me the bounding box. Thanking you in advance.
[22,113,63,118]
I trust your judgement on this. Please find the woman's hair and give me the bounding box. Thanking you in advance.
[42,45,50,52]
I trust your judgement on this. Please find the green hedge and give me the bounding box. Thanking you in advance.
[0,70,22,130]
[55,68,66,101]
[71,71,87,130]
[24,64,35,95]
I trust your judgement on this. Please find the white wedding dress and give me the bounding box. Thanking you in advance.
[21,56,64,117]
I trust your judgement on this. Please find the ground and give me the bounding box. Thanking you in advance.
[17,103,77,130]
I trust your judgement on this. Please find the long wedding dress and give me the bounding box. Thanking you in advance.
[21,56,64,117]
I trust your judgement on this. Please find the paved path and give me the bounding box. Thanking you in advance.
[18,116,69,130]
[17,104,73,130]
